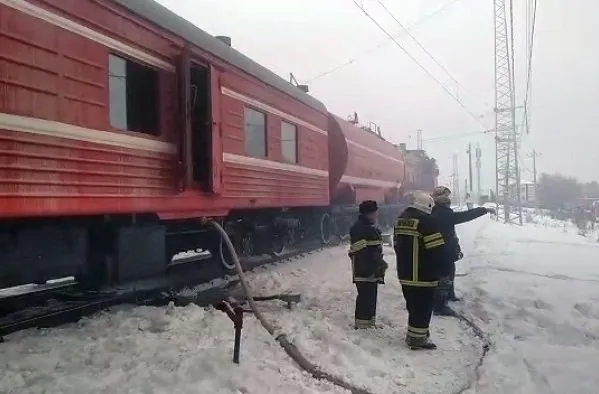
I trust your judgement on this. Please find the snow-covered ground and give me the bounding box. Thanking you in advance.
[457,214,599,394]
[2,212,599,394]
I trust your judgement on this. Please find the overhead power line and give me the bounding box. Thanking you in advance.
[522,0,538,132]
[304,0,463,84]
[423,129,493,143]
[375,0,460,90]
[375,0,491,115]
[351,0,487,128]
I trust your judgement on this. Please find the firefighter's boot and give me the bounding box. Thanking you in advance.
[405,335,437,350]
[371,318,384,329]
[354,319,373,329]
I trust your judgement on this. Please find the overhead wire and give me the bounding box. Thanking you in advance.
[522,0,537,134]
[375,0,467,98]
[423,129,493,143]
[351,0,487,129]
[304,0,463,84]
[375,0,493,133]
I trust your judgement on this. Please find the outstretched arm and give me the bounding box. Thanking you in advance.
[452,207,490,225]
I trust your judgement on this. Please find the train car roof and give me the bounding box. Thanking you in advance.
[113,0,327,113]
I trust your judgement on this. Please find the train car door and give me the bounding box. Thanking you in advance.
[189,61,212,192]
[209,65,223,195]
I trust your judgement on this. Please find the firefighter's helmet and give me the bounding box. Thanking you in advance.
[408,191,434,215]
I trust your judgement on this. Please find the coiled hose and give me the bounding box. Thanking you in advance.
[209,221,373,394]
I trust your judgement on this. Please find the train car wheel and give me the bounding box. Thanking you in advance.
[271,232,285,255]
[320,213,336,245]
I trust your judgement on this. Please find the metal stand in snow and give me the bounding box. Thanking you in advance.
[215,293,301,364]
[215,299,245,364]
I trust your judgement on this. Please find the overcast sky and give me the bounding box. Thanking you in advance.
[156,0,598,193]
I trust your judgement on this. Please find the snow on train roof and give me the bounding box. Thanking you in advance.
[113,0,327,113]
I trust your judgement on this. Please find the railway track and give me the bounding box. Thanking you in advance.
[0,241,333,340]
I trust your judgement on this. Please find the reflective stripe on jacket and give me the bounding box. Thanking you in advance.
[394,208,447,287]
[349,216,386,284]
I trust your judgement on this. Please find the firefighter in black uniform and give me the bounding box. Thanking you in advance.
[349,200,388,329]
[430,186,494,315]
[394,191,447,350]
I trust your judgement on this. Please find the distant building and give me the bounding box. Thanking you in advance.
[399,143,439,193]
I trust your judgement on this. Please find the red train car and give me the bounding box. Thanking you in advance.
[0,0,330,288]
[328,114,405,205]
[0,0,330,219]
[0,0,437,291]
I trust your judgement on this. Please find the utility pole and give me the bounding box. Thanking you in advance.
[464,179,468,202]
[466,143,473,194]
[476,144,482,202]
[528,148,541,186]
[494,0,522,225]
[451,154,460,205]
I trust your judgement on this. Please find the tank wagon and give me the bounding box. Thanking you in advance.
[0,0,437,291]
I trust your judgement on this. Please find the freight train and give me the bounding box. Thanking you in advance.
[0,0,438,291]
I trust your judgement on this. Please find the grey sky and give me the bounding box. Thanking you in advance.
[155,0,598,191]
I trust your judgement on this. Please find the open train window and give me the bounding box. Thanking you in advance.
[108,54,159,135]
[281,121,298,163]
[244,107,266,158]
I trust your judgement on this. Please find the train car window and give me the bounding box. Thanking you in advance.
[108,54,159,135]
[281,121,298,163]
[244,107,266,158]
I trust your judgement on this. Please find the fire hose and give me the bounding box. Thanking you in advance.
[209,220,373,394]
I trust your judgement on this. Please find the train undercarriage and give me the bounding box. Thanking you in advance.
[0,204,403,298]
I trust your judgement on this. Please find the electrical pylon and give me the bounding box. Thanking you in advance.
[494,0,522,224]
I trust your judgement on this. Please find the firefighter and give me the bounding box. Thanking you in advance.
[349,200,388,329]
[430,186,494,315]
[394,191,446,350]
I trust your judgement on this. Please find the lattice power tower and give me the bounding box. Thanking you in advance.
[494,0,522,224]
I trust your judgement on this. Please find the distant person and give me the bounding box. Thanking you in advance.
[430,186,495,315]
[464,193,473,210]
[348,200,388,329]
[574,206,587,234]
[394,192,446,350]
[586,208,595,230]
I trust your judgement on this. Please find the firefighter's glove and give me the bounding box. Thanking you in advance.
[456,251,464,261]
[376,259,388,278]
[439,276,453,290]
[381,259,389,271]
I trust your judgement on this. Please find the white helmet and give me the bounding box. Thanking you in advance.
[407,191,434,215]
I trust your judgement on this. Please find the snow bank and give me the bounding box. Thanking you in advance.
[12,212,597,394]
[1,302,347,394]
[244,247,483,394]
[1,239,487,394]
[455,217,599,394]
